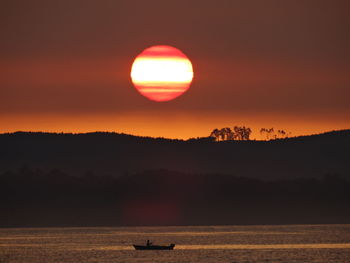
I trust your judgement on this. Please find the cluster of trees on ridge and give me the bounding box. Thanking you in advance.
[210,126,252,141]
[1,168,349,227]
[260,128,291,140]
[210,126,290,141]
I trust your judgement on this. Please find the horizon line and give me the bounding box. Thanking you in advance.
[1,129,349,141]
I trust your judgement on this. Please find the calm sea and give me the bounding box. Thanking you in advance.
[0,225,349,263]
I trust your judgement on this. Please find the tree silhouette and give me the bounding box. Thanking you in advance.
[209,128,221,141]
[260,128,290,140]
[210,126,251,141]
[233,126,252,140]
[260,128,274,140]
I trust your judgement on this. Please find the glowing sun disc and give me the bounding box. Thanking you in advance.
[131,45,194,102]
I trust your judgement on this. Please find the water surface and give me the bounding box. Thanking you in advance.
[1,225,349,262]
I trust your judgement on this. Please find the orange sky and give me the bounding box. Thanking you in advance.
[1,0,349,139]
[1,111,349,140]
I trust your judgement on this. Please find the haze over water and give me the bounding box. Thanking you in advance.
[1,225,349,263]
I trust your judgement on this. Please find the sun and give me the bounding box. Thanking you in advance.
[131,45,194,102]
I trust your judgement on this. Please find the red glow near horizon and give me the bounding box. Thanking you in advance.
[131,45,194,102]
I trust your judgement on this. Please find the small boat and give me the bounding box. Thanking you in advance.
[133,243,175,250]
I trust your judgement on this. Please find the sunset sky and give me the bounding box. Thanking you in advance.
[1,0,349,139]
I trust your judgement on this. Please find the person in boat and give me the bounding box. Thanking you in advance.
[146,240,152,246]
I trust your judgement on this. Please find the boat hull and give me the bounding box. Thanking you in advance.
[133,244,175,250]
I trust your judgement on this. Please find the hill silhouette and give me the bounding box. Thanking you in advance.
[1,130,349,180]
[1,169,349,227]
[1,130,350,226]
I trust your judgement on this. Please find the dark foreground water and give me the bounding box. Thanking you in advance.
[1,225,350,263]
